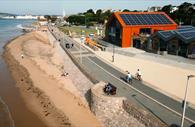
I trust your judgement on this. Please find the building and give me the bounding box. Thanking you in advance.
[150,26,195,58]
[105,12,177,48]
[37,16,48,26]
[147,6,162,12]
[170,6,178,13]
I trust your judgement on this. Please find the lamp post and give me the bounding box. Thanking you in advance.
[80,38,82,63]
[80,30,85,63]
[180,75,195,127]
[112,44,115,62]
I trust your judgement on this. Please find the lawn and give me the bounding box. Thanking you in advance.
[58,26,97,35]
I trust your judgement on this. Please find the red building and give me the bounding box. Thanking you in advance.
[105,12,178,48]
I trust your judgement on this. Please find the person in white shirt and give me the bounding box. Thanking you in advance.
[126,71,132,83]
[136,69,142,80]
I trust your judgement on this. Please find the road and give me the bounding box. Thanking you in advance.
[50,26,195,127]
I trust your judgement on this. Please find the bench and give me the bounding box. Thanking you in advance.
[103,83,117,95]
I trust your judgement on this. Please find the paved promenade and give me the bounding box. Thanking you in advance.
[50,26,195,126]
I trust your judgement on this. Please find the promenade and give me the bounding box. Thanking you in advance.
[67,36,195,126]
[50,25,195,126]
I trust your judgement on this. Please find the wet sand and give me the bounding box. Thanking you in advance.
[3,31,101,127]
[0,97,14,127]
[0,37,47,127]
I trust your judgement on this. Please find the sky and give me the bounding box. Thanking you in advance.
[0,0,195,15]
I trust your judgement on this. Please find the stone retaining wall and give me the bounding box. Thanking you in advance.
[123,100,167,127]
[91,81,168,127]
[91,82,145,127]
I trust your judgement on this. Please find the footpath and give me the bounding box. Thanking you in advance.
[74,38,195,106]
[72,37,195,126]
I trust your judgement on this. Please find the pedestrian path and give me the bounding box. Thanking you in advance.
[51,27,195,126]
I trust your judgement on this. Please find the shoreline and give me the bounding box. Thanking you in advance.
[3,31,100,127]
[0,97,15,127]
[3,40,72,127]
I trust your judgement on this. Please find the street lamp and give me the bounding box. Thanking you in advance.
[181,75,195,127]
[80,30,85,63]
[112,44,115,62]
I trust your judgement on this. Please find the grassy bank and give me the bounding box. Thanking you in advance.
[59,26,97,35]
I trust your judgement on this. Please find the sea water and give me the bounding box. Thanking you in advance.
[0,19,46,127]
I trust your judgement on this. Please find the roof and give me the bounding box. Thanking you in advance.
[113,12,177,27]
[157,26,195,43]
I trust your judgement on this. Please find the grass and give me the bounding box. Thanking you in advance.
[58,26,97,35]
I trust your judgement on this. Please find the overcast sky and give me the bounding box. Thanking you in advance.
[0,0,195,15]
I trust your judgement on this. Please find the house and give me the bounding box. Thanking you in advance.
[105,12,177,48]
[147,6,162,12]
[150,26,195,58]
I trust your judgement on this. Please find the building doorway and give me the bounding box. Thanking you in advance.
[133,39,141,49]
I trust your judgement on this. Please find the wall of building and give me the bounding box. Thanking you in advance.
[150,35,195,57]
[188,41,195,55]
[167,37,179,55]
[91,82,167,127]
[121,25,177,48]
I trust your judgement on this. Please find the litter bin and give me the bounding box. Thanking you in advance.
[66,43,70,49]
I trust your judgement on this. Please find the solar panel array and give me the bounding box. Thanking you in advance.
[120,14,173,25]
[158,26,195,42]
[179,30,195,39]
[160,31,173,38]
[177,26,193,30]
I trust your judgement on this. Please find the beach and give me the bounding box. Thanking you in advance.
[3,30,101,127]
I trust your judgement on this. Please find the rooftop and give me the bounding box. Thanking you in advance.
[157,25,195,43]
[113,12,177,27]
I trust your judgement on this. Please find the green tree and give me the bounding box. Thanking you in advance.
[161,2,195,26]
[161,4,172,15]
[123,9,130,12]
[86,9,95,15]
[96,9,102,16]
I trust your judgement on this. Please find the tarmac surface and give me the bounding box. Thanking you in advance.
[50,26,195,127]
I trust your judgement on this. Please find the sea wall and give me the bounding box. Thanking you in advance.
[91,82,167,127]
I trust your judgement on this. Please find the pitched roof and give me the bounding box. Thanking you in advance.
[157,26,195,43]
[113,12,177,27]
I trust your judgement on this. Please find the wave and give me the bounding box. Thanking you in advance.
[16,24,23,29]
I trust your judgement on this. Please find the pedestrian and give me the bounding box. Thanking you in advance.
[126,71,132,83]
[71,43,74,48]
[21,54,24,59]
[136,69,142,81]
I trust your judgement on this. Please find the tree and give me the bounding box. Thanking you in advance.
[161,4,172,15]
[99,10,112,24]
[86,9,95,15]
[161,2,195,26]
[96,9,102,16]
[123,9,130,12]
[67,15,85,25]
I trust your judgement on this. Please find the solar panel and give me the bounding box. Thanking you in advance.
[178,26,193,29]
[179,30,195,39]
[177,28,195,32]
[120,14,174,25]
[160,31,174,38]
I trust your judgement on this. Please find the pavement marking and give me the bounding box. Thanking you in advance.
[71,51,89,54]
[74,54,95,57]
[86,56,195,124]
